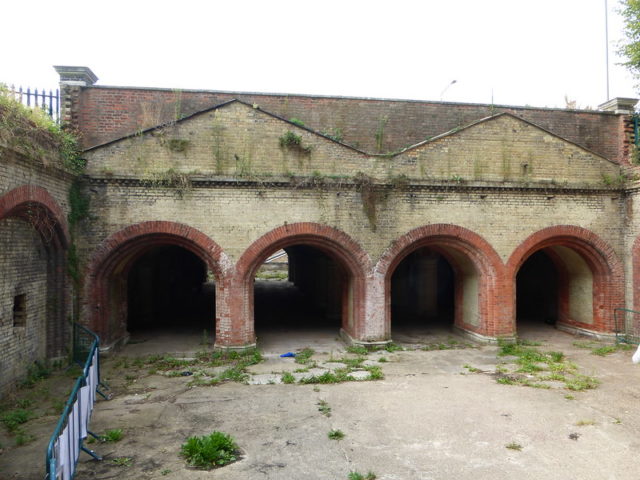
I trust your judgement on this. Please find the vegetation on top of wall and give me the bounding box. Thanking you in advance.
[141,168,194,197]
[321,128,344,143]
[289,117,305,127]
[0,86,84,174]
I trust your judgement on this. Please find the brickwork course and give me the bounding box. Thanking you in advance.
[3,66,640,394]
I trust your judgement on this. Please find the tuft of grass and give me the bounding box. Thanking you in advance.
[505,442,523,451]
[281,372,296,384]
[496,376,517,385]
[348,471,377,480]
[328,429,345,440]
[565,374,600,391]
[317,400,332,417]
[15,432,35,446]
[463,364,481,373]
[180,431,239,469]
[111,457,133,467]
[2,409,32,433]
[346,345,369,356]
[295,348,315,365]
[101,429,123,442]
[575,419,596,426]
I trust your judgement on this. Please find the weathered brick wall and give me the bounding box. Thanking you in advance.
[70,86,627,163]
[0,217,48,394]
[84,101,620,187]
[0,137,73,397]
[76,97,629,347]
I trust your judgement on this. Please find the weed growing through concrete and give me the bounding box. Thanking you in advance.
[575,419,596,426]
[463,364,482,373]
[181,432,240,469]
[108,349,263,388]
[348,471,377,480]
[494,339,599,391]
[281,372,295,384]
[505,442,523,451]
[101,429,123,442]
[111,457,133,467]
[295,348,316,365]
[317,400,332,417]
[328,429,345,440]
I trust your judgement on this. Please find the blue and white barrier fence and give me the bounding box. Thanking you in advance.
[45,325,108,480]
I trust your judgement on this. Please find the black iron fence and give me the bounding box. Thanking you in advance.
[5,85,60,122]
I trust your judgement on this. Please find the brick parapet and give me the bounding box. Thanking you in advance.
[70,85,629,163]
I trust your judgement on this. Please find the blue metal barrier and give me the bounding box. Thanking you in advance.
[45,325,109,480]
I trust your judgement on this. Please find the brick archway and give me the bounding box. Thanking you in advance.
[0,185,70,358]
[0,185,69,248]
[231,223,372,347]
[376,224,506,339]
[507,226,624,333]
[85,221,230,346]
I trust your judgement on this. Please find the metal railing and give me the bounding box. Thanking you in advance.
[5,85,60,122]
[45,325,109,480]
[613,308,640,345]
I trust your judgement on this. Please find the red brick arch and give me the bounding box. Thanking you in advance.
[85,221,230,345]
[376,224,506,338]
[506,226,624,333]
[0,184,69,248]
[231,223,372,345]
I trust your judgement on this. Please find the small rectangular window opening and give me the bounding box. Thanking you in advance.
[13,294,26,327]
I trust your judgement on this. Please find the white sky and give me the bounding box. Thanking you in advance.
[1,0,638,108]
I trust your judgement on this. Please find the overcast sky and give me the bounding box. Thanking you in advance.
[1,0,637,108]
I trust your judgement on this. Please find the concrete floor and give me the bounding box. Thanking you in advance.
[2,321,640,480]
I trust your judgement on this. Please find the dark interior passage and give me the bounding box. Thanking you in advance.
[516,250,558,326]
[254,245,343,331]
[127,245,214,332]
[391,248,454,329]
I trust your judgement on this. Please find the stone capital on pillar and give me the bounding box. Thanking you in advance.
[54,66,98,86]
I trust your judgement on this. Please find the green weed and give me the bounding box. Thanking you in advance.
[281,372,296,384]
[348,471,377,480]
[317,400,332,417]
[2,409,32,432]
[295,348,315,365]
[181,432,239,469]
[101,429,123,442]
[111,457,133,467]
[328,429,345,440]
[505,442,522,451]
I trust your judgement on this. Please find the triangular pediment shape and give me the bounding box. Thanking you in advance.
[392,113,619,185]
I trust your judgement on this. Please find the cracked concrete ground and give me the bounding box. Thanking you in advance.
[1,325,640,480]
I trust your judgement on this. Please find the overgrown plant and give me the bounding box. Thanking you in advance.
[180,431,240,469]
[279,130,312,154]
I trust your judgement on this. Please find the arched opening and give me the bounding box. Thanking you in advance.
[516,250,559,327]
[389,244,480,341]
[379,225,503,340]
[127,245,214,334]
[391,248,455,331]
[252,244,348,349]
[86,222,225,349]
[508,226,623,335]
[233,223,370,349]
